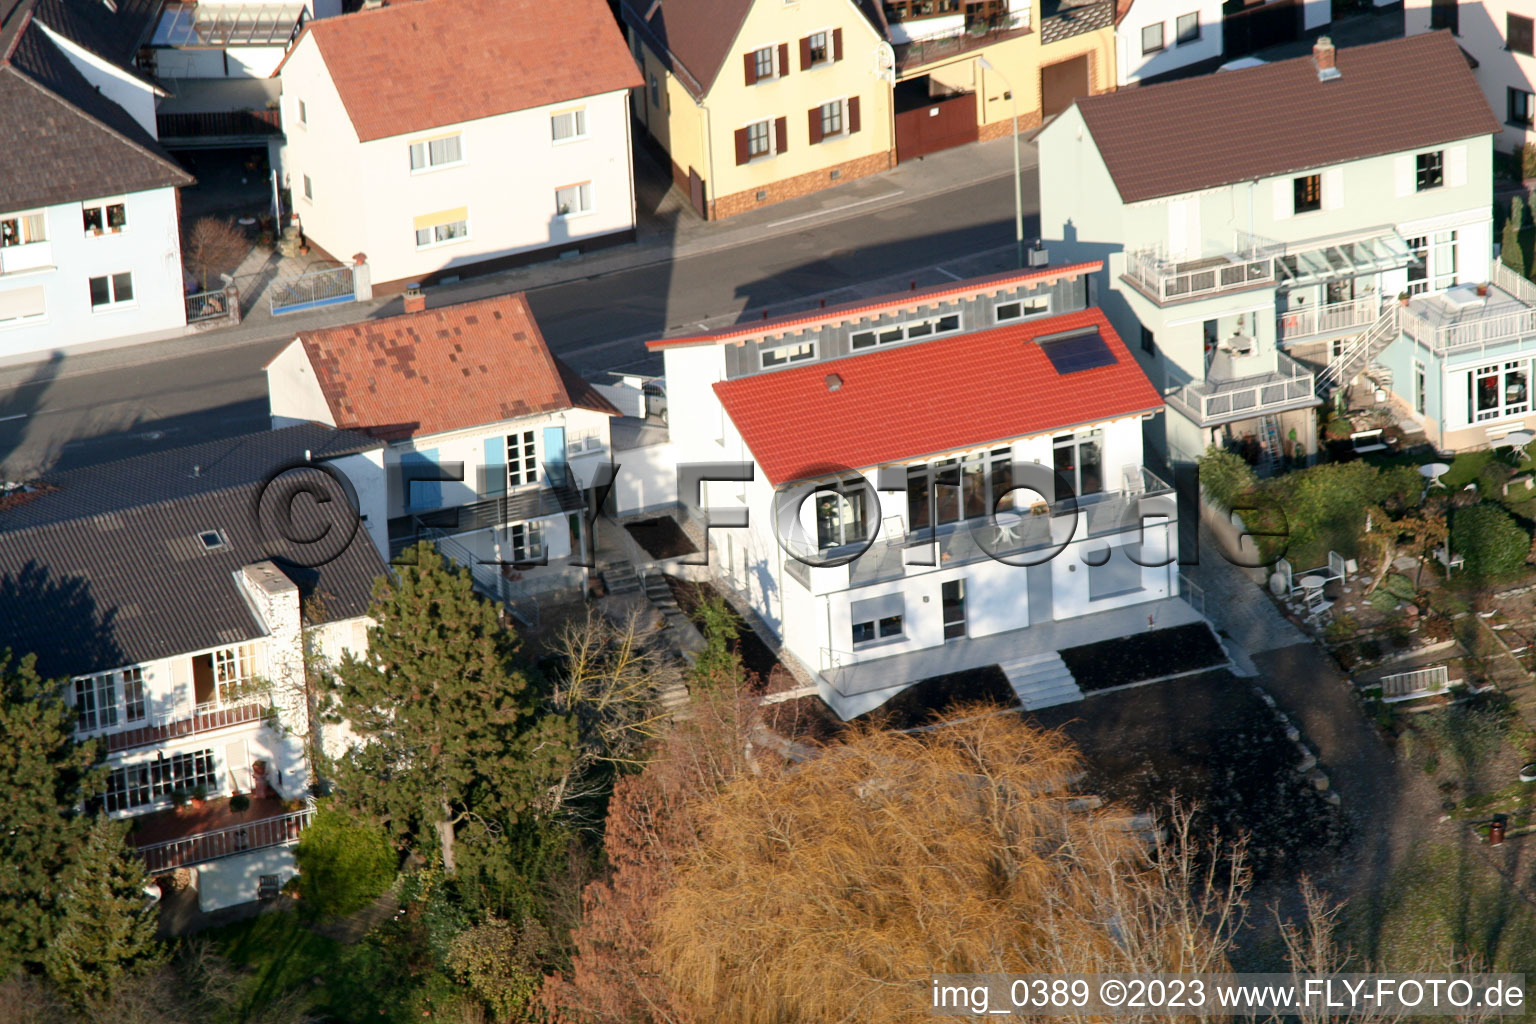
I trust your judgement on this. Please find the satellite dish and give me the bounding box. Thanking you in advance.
[874,41,895,84]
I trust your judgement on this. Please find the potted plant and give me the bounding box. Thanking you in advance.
[170,788,189,813]
[190,784,209,809]
[1477,282,1490,297]
[1398,291,1411,307]
[230,792,251,814]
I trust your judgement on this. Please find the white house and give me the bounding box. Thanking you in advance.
[1113,0,1223,86]
[273,0,642,290]
[266,293,621,616]
[0,0,194,364]
[0,424,389,911]
[1406,0,1536,154]
[1038,32,1504,463]
[647,266,1199,719]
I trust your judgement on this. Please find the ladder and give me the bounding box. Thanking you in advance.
[1258,414,1283,476]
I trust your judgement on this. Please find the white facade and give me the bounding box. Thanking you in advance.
[1114,0,1223,86]
[277,33,637,286]
[0,186,188,363]
[1405,0,1536,152]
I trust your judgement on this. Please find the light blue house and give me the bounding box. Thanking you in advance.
[1038,31,1505,465]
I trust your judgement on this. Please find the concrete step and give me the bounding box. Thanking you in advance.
[1000,651,1084,711]
[603,561,641,594]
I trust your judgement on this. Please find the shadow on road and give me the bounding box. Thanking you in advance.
[0,352,64,481]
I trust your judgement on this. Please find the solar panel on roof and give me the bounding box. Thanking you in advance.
[1040,328,1115,374]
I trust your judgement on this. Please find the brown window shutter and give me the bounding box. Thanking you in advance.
[799,36,811,71]
[775,116,788,154]
[743,52,757,86]
[847,95,861,134]
[735,127,750,165]
[833,27,843,62]
[808,107,824,145]
[778,42,789,76]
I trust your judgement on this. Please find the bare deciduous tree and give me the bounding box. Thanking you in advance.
[183,216,248,291]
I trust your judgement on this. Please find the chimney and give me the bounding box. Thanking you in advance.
[1313,36,1340,81]
[825,373,843,392]
[402,283,425,314]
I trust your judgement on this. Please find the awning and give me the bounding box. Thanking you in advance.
[1274,230,1417,290]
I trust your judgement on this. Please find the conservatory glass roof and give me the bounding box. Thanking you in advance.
[151,3,306,47]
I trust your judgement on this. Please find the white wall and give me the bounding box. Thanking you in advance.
[327,449,390,560]
[1115,0,1223,86]
[1406,0,1536,152]
[197,846,298,912]
[613,438,681,514]
[0,187,186,363]
[267,337,338,428]
[36,23,161,137]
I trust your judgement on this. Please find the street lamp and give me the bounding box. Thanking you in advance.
[977,55,1024,270]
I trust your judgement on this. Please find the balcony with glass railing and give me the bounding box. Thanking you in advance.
[1163,351,1318,426]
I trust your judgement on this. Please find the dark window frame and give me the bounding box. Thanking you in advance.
[1509,13,1534,56]
[1293,174,1322,214]
[1141,22,1164,55]
[1416,150,1445,192]
[1175,12,1200,44]
[1510,87,1535,128]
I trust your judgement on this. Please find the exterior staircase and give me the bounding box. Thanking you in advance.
[1315,304,1400,395]
[998,651,1083,710]
[641,572,692,631]
[601,561,641,595]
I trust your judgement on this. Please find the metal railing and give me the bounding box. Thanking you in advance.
[1379,664,1449,701]
[1123,241,1278,305]
[186,286,235,324]
[1494,260,1536,305]
[155,109,282,139]
[269,263,355,315]
[1179,572,1206,616]
[1316,304,1399,391]
[894,13,1030,69]
[846,469,1175,588]
[104,700,267,754]
[1164,352,1316,425]
[1276,296,1384,342]
[1399,300,1536,355]
[136,805,312,873]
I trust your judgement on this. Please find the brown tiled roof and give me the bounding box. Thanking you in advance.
[618,0,754,98]
[1074,31,1501,204]
[298,0,641,142]
[0,17,193,212]
[287,294,620,441]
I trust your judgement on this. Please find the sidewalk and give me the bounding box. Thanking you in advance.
[0,136,1027,387]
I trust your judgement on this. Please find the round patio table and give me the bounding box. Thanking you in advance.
[1298,575,1326,591]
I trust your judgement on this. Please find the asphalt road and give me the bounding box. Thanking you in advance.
[0,169,1032,479]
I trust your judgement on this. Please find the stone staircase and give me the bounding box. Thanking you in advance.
[999,651,1083,710]
[641,572,691,631]
[601,561,641,595]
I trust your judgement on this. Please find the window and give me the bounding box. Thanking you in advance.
[122,667,146,723]
[88,272,133,308]
[1141,22,1164,54]
[104,749,217,813]
[298,99,307,124]
[849,313,962,350]
[748,119,771,157]
[555,182,593,216]
[1293,174,1321,214]
[814,485,868,550]
[1432,229,1458,290]
[82,201,126,234]
[1053,429,1104,499]
[1416,151,1444,192]
[507,430,537,487]
[907,448,1012,531]
[302,174,312,201]
[808,30,828,64]
[820,99,844,138]
[996,296,1049,321]
[850,594,904,647]
[1430,0,1457,33]
[649,75,659,107]
[1414,360,1426,416]
[1469,360,1532,423]
[213,644,255,703]
[409,134,463,171]
[941,579,966,639]
[551,108,587,142]
[0,285,45,324]
[198,529,225,550]
[1175,11,1200,43]
[761,340,815,367]
[752,46,775,80]
[1140,325,1156,354]
[1041,327,1115,374]
[1511,87,1534,128]
[1407,235,1429,295]
[509,521,544,563]
[1510,14,1534,55]
[74,673,118,732]
[414,209,469,247]
[0,211,45,247]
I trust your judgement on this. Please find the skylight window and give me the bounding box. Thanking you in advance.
[198,530,226,550]
[1039,328,1115,375]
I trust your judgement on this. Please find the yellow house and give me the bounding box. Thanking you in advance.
[621,0,897,220]
[875,0,1117,157]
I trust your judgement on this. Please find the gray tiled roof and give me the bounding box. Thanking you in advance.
[4,0,163,68]
[1,6,193,212]
[0,425,389,680]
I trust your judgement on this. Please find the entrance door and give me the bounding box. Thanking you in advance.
[1027,562,1054,624]
[942,579,967,640]
[192,653,215,707]
[542,427,568,487]
[1040,55,1091,118]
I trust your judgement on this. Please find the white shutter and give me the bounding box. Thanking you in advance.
[1273,179,1291,221]
[0,285,44,322]
[1322,167,1344,211]
[1167,200,1189,258]
[1395,155,1413,197]
[1447,145,1467,187]
[1185,200,1202,257]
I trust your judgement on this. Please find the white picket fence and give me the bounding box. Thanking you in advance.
[1379,664,1449,702]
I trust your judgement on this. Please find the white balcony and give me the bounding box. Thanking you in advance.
[1164,352,1318,426]
[1399,264,1536,356]
[1122,241,1278,305]
[0,240,54,275]
[1277,296,1385,344]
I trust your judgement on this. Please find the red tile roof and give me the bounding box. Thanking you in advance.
[298,0,642,142]
[287,294,619,441]
[646,262,1103,350]
[713,309,1162,487]
[1074,31,1500,204]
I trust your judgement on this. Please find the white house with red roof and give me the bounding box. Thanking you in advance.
[647,264,1202,719]
[265,294,619,617]
[273,0,642,291]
